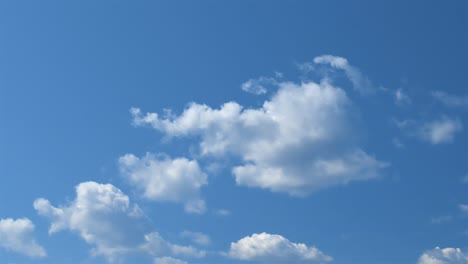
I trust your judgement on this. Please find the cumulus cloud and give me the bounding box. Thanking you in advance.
[420,117,463,144]
[180,231,211,246]
[119,153,207,214]
[418,247,468,264]
[227,232,332,263]
[313,55,373,94]
[431,91,468,107]
[34,181,204,262]
[154,256,188,264]
[0,218,46,258]
[131,78,386,196]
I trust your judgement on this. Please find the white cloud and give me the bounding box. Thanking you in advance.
[394,88,411,106]
[227,232,332,263]
[241,76,277,95]
[34,181,204,262]
[118,153,207,214]
[143,232,205,259]
[0,218,46,258]
[460,204,468,213]
[180,231,210,246]
[131,78,386,196]
[34,181,146,261]
[418,247,468,264]
[313,55,372,94]
[214,209,231,216]
[420,117,463,144]
[154,256,188,264]
[431,91,468,107]
[392,138,405,148]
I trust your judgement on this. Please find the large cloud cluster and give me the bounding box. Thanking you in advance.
[132,77,385,196]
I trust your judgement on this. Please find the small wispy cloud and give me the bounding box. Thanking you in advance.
[394,88,411,106]
[460,204,468,214]
[314,55,373,94]
[180,231,211,246]
[420,117,463,145]
[462,174,468,184]
[430,215,452,224]
[431,91,468,107]
[214,209,231,216]
[241,76,278,95]
[392,138,405,148]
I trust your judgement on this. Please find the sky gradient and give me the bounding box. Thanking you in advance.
[1,1,467,264]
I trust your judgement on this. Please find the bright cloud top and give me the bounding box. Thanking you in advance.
[418,247,468,264]
[131,76,386,196]
[227,232,332,263]
[420,117,463,145]
[33,181,203,262]
[119,153,207,214]
[0,218,46,258]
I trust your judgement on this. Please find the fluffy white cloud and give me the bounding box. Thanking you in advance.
[418,247,468,264]
[119,153,207,214]
[154,256,188,264]
[34,181,204,262]
[0,218,46,258]
[420,117,463,144]
[132,78,385,196]
[227,232,332,263]
[180,231,211,246]
[313,55,372,94]
[431,91,468,107]
[34,181,146,261]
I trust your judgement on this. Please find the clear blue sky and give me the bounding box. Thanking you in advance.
[0,1,467,264]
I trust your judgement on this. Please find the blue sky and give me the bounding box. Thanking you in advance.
[0,1,467,264]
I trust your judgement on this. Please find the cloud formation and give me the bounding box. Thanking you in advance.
[119,153,207,214]
[154,256,188,264]
[431,91,468,108]
[227,232,332,263]
[241,76,278,95]
[420,117,463,144]
[180,231,211,246]
[34,181,204,262]
[143,232,205,259]
[394,88,411,106]
[0,218,46,258]
[418,247,468,264]
[313,55,373,94]
[131,77,385,196]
